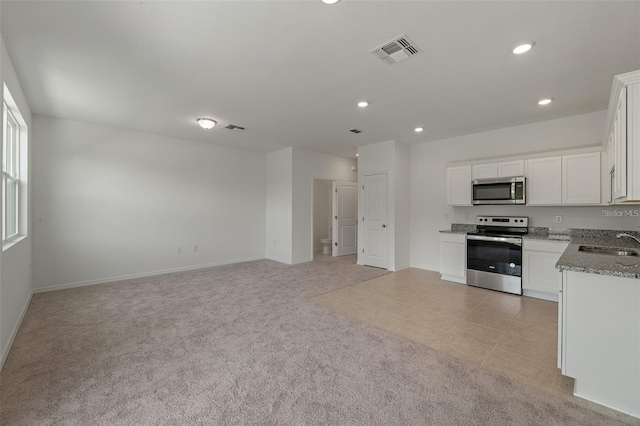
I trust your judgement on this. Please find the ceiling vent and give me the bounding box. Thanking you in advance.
[224,124,245,132]
[370,34,421,65]
[349,129,363,134]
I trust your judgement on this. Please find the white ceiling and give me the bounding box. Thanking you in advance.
[1,1,639,158]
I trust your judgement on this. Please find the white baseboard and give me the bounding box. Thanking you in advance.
[523,288,558,302]
[33,256,265,294]
[1,291,32,370]
[292,257,313,265]
[440,274,467,284]
[394,263,411,272]
[265,255,293,265]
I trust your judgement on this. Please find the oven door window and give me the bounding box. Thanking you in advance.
[467,239,522,277]
[473,183,513,201]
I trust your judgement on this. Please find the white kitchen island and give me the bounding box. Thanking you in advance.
[557,243,640,419]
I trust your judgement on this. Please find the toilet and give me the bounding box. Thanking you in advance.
[320,238,332,255]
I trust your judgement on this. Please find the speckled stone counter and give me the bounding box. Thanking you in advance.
[555,237,640,279]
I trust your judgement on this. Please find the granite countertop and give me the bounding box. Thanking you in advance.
[555,237,640,279]
[440,225,640,279]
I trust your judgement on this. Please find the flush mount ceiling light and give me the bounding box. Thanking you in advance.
[197,118,217,129]
[322,0,340,4]
[415,127,424,133]
[538,98,553,105]
[513,41,535,54]
[357,101,369,108]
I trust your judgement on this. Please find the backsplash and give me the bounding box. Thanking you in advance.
[450,223,640,239]
[452,205,640,231]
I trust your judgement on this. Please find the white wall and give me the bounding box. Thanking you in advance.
[313,180,331,253]
[1,39,33,368]
[32,116,266,290]
[394,142,411,271]
[410,110,640,271]
[291,147,356,264]
[266,148,293,263]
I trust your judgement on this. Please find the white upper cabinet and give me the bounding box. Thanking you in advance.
[447,165,472,206]
[605,70,640,202]
[526,156,562,205]
[471,160,524,179]
[562,152,601,204]
[472,163,498,179]
[497,160,525,177]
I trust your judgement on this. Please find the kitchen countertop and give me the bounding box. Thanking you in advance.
[439,228,640,278]
[555,237,640,279]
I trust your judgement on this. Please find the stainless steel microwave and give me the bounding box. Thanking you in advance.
[472,177,526,205]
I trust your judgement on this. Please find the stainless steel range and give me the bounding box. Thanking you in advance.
[466,216,528,295]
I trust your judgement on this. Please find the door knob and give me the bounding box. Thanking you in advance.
[382,224,386,228]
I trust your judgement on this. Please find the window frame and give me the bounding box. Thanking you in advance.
[2,93,25,246]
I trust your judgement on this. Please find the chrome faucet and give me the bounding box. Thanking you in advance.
[616,233,640,245]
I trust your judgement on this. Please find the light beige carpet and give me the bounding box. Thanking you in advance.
[0,256,629,425]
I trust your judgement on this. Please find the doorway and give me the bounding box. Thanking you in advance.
[313,179,358,258]
[313,179,333,257]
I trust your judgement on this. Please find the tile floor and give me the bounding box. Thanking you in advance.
[310,268,637,425]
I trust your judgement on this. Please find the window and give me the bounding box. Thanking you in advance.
[2,86,27,246]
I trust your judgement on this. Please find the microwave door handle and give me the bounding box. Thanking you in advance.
[511,182,516,199]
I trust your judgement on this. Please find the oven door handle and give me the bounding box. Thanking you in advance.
[466,235,523,245]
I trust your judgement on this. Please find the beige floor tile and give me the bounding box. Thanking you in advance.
[446,320,505,346]
[471,302,520,320]
[515,308,558,329]
[482,348,555,390]
[428,334,493,366]
[494,333,557,369]
[506,320,558,348]
[462,309,514,332]
[409,309,464,331]
[480,292,525,312]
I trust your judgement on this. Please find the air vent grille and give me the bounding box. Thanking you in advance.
[224,124,245,131]
[370,34,421,65]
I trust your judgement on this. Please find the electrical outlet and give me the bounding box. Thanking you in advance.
[555,216,563,224]
[193,245,198,252]
[177,247,183,254]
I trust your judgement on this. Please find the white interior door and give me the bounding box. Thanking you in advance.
[332,181,357,256]
[362,173,388,269]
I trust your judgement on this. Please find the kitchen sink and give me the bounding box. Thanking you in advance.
[578,246,639,256]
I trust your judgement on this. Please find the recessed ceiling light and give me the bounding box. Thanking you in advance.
[357,101,369,108]
[197,118,217,129]
[415,127,424,133]
[538,98,553,106]
[513,42,535,54]
[356,153,359,157]
[322,0,340,4]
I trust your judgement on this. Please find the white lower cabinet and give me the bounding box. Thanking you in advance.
[522,240,568,301]
[560,270,640,418]
[439,233,466,284]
